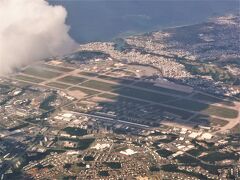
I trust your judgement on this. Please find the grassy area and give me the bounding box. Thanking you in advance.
[167,99,238,119]
[134,81,190,96]
[98,75,133,84]
[23,67,62,79]
[78,71,98,77]
[58,76,87,85]
[81,80,119,91]
[69,87,100,96]
[190,114,229,127]
[192,93,235,106]
[41,64,74,72]
[113,87,176,103]
[203,105,238,119]
[185,63,236,84]
[46,82,71,89]
[98,93,119,100]
[15,75,44,83]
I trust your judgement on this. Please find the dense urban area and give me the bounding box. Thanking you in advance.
[0,15,239,180]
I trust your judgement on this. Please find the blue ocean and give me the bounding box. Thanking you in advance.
[49,0,239,43]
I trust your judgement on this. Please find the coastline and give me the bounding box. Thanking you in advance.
[79,13,237,45]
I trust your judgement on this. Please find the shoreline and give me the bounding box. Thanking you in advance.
[76,12,238,45]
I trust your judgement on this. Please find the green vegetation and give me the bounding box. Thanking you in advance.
[160,164,208,179]
[58,76,87,85]
[41,64,73,72]
[98,93,118,100]
[185,63,236,84]
[175,154,200,164]
[113,87,176,103]
[62,176,76,180]
[192,93,235,106]
[104,162,122,169]
[0,84,13,94]
[77,162,86,167]
[15,75,44,83]
[186,148,203,157]
[190,114,229,127]
[149,166,160,172]
[63,163,72,170]
[77,138,95,150]
[40,93,57,110]
[98,75,133,84]
[83,155,94,161]
[65,50,109,61]
[113,38,132,52]
[98,170,109,177]
[78,71,98,77]
[156,149,173,158]
[63,127,87,136]
[134,81,190,96]
[81,80,119,91]
[23,67,62,79]
[46,82,71,89]
[167,99,238,119]
[203,105,238,119]
[200,152,239,162]
[69,87,100,96]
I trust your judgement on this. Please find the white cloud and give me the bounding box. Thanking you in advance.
[0,0,78,75]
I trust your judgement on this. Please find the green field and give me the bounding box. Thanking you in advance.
[23,67,62,79]
[15,75,44,83]
[81,80,119,91]
[41,64,74,72]
[134,81,190,96]
[98,75,133,84]
[69,87,100,96]
[46,82,71,89]
[98,93,119,100]
[78,71,98,77]
[192,93,235,106]
[58,76,87,85]
[167,99,238,119]
[203,106,238,119]
[190,114,228,127]
[113,87,176,103]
